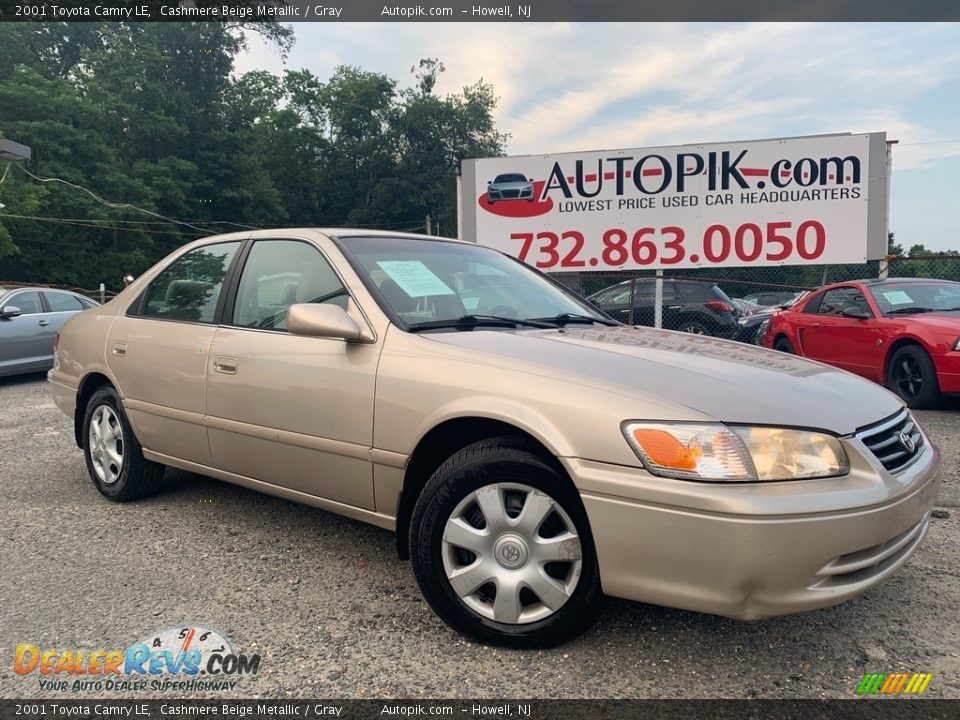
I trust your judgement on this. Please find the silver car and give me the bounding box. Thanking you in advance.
[487,173,535,203]
[0,286,98,377]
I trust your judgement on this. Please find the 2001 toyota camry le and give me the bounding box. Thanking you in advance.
[49,229,940,647]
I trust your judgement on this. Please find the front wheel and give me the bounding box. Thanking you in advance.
[82,386,165,501]
[774,336,795,354]
[410,438,603,647]
[887,345,941,409]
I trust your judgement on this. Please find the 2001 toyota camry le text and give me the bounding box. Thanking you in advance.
[48,229,940,647]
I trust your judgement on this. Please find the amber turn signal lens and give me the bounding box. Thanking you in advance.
[631,428,700,471]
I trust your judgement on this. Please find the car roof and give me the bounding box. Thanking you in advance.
[814,277,959,292]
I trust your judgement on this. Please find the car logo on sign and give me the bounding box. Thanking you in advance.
[898,431,916,453]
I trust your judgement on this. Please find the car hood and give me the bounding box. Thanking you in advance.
[897,311,960,333]
[425,325,902,435]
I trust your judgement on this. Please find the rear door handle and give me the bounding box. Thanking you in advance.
[214,356,239,374]
[111,342,127,357]
[38,319,49,326]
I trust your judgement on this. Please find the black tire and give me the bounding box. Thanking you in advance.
[773,336,795,354]
[887,345,941,409]
[410,437,603,648]
[678,319,710,335]
[82,386,165,501]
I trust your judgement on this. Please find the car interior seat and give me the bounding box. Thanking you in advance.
[163,279,214,321]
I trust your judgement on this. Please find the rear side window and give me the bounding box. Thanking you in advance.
[231,240,348,331]
[45,292,85,312]
[676,282,715,302]
[138,242,240,323]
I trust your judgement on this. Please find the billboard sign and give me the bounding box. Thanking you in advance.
[459,133,889,272]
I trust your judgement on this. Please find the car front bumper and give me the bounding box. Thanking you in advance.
[561,436,940,620]
[935,351,960,394]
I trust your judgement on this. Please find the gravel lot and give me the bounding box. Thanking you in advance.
[1,373,957,699]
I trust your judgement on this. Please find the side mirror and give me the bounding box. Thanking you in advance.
[0,305,22,319]
[288,303,363,341]
[841,306,871,319]
[487,180,492,184]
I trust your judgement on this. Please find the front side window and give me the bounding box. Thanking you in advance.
[4,290,42,315]
[231,240,348,331]
[139,242,240,323]
[592,283,634,305]
[340,236,608,329]
[816,287,872,317]
[45,292,85,312]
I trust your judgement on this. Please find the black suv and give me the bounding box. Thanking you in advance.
[587,278,738,338]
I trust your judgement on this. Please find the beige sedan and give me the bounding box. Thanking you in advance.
[49,229,940,647]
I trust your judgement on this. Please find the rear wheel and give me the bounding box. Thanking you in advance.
[82,386,165,501]
[773,336,795,353]
[678,319,710,335]
[887,345,941,409]
[410,438,603,647]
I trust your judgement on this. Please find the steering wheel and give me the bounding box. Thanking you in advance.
[488,305,518,318]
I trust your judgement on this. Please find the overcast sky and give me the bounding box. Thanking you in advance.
[238,23,960,252]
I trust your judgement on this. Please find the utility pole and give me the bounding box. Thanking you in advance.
[425,214,432,235]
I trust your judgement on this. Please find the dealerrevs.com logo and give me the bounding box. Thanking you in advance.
[14,625,261,692]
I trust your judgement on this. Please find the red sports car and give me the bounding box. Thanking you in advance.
[761,278,960,408]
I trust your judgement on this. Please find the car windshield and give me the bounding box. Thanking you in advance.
[339,236,611,330]
[493,174,527,183]
[868,281,960,315]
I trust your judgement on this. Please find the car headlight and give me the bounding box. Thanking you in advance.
[622,422,848,482]
[953,337,960,351]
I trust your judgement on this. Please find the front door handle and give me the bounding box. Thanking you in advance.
[38,319,49,326]
[214,356,239,374]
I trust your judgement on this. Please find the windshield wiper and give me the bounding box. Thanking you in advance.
[407,314,555,332]
[526,312,618,327]
[887,307,935,315]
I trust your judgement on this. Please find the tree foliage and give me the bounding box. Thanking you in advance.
[0,25,505,289]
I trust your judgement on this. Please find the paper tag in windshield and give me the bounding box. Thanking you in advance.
[377,261,456,297]
[881,290,914,305]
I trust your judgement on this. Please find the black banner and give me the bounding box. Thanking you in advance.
[1,700,958,720]
[1,0,959,22]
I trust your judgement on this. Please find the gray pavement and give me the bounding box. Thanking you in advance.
[1,373,957,699]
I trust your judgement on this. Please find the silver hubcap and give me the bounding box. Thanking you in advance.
[441,483,583,625]
[88,405,124,484]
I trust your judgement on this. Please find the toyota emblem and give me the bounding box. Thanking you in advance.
[898,431,916,453]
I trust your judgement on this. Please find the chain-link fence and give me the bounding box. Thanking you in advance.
[552,255,960,341]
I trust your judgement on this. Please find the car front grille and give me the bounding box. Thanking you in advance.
[856,409,923,472]
[811,513,929,589]
[501,189,520,198]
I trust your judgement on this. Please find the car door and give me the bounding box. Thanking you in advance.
[799,286,885,380]
[0,290,52,374]
[42,290,88,340]
[106,240,242,465]
[205,238,379,509]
